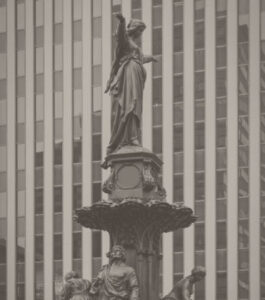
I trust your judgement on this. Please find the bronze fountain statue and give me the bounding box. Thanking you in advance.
[61,13,205,300]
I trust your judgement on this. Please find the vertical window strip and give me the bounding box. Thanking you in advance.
[260,0,265,298]
[53,0,63,298]
[194,0,206,299]
[91,0,102,279]
[215,1,227,299]
[72,0,83,277]
[172,0,184,287]
[237,0,250,299]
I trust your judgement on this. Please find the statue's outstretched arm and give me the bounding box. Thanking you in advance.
[143,55,158,64]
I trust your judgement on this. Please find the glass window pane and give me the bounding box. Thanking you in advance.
[92,65,101,86]
[153,6,162,27]
[54,213,62,233]
[238,65,248,95]
[216,18,226,46]
[16,123,25,144]
[73,0,82,20]
[73,164,82,184]
[153,28,162,55]
[195,0,204,20]
[0,192,6,218]
[238,168,249,197]
[93,38,102,65]
[73,140,81,163]
[216,69,226,97]
[216,148,226,169]
[73,68,82,89]
[195,150,204,172]
[35,188,43,214]
[54,0,63,23]
[238,248,248,270]
[92,183,101,203]
[153,104,162,126]
[54,166,62,186]
[216,119,226,147]
[35,237,43,261]
[54,187,62,212]
[17,30,25,50]
[195,122,204,149]
[35,74,44,95]
[35,47,44,74]
[0,126,6,146]
[54,92,63,118]
[92,231,101,257]
[17,76,25,97]
[93,17,102,38]
[35,0,44,26]
[54,118,63,141]
[216,46,226,68]
[92,161,101,182]
[216,249,226,271]
[74,41,82,68]
[153,55,162,77]
[16,51,25,77]
[173,174,183,202]
[238,43,248,65]
[0,33,6,53]
[73,185,82,210]
[173,52,183,74]
[53,234,62,260]
[173,25,183,52]
[216,98,226,119]
[17,144,25,170]
[238,117,249,146]
[54,71,63,92]
[0,147,6,171]
[0,7,6,33]
[195,71,204,99]
[195,21,204,49]
[54,23,63,44]
[174,3,183,24]
[173,125,183,152]
[173,102,183,124]
[54,142,62,165]
[216,222,226,249]
[238,219,249,249]
[216,170,227,199]
[73,232,82,258]
[216,0,227,16]
[35,26,44,48]
[195,201,204,221]
[173,229,183,252]
[54,44,63,71]
[0,100,6,125]
[35,215,43,234]
[195,49,204,71]
[92,134,101,161]
[173,75,183,102]
[93,0,102,17]
[195,172,204,200]
[153,127,162,154]
[73,20,82,41]
[195,101,205,122]
[195,223,205,250]
[153,77,162,104]
[0,79,6,99]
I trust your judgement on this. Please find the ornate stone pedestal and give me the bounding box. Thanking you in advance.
[75,146,196,300]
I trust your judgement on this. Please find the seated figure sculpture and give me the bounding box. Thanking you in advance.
[89,245,139,300]
[162,267,206,300]
[60,271,91,300]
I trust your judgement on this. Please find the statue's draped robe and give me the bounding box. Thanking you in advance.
[89,264,139,300]
[60,278,91,300]
[105,18,146,155]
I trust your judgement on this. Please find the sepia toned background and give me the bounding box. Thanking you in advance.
[0,0,264,299]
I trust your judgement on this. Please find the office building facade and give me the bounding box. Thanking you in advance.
[0,0,264,299]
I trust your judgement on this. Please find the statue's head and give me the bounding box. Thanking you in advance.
[64,271,80,282]
[191,266,206,282]
[127,19,146,40]
[107,245,126,262]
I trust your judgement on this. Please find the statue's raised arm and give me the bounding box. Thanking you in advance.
[102,14,157,168]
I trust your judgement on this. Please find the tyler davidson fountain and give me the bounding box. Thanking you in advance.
[71,13,204,300]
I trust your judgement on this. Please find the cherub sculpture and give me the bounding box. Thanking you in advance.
[162,267,206,300]
[102,13,157,168]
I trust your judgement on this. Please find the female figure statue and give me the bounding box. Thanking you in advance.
[60,271,91,300]
[89,245,139,300]
[102,13,157,168]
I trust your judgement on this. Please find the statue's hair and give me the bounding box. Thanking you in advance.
[64,271,80,282]
[126,19,146,38]
[107,245,126,262]
[191,266,206,277]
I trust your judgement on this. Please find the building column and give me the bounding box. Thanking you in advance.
[162,0,173,295]
[249,0,261,298]
[63,0,73,275]
[82,0,93,280]
[183,0,195,277]
[6,0,16,299]
[101,0,112,265]
[227,0,238,299]
[25,0,35,299]
[142,0,152,150]
[205,0,216,299]
[44,0,54,299]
